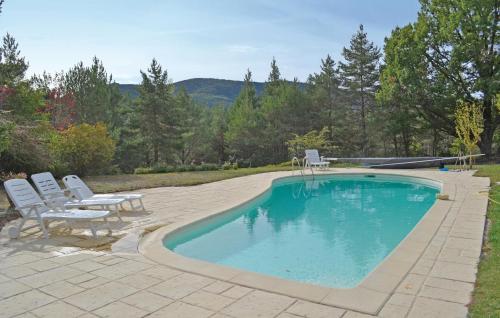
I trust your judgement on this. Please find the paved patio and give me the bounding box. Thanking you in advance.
[0,169,490,317]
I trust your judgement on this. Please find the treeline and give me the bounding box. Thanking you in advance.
[0,0,498,177]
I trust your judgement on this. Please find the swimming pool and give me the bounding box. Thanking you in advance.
[164,174,440,288]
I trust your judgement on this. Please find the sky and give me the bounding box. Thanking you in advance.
[0,0,420,83]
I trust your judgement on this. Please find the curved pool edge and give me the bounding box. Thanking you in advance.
[139,170,454,315]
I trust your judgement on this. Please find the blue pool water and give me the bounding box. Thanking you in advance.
[164,174,440,288]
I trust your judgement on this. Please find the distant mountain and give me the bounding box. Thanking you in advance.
[118,78,304,107]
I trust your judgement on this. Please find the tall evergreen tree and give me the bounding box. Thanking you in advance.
[63,57,120,125]
[209,105,227,164]
[0,33,28,85]
[175,86,211,164]
[114,96,146,172]
[261,58,313,163]
[265,57,282,95]
[138,58,177,164]
[238,69,258,107]
[262,58,286,163]
[340,25,381,156]
[308,55,341,141]
[226,69,264,166]
[0,35,43,118]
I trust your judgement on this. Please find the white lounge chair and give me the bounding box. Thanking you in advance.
[305,149,330,170]
[62,175,145,212]
[31,172,126,221]
[4,179,111,239]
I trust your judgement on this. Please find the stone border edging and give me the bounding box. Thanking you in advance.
[138,170,479,315]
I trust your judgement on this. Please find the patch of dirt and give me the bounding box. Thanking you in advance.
[0,210,19,232]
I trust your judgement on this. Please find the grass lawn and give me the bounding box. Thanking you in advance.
[82,165,293,193]
[468,165,500,317]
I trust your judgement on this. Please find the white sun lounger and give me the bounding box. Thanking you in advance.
[62,175,145,212]
[305,149,330,170]
[4,179,112,239]
[31,172,126,221]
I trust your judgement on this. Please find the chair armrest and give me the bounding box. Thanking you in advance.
[44,196,69,211]
[67,187,85,200]
[42,191,66,200]
[17,202,45,209]
[15,202,46,218]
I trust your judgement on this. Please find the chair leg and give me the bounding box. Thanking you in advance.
[104,217,112,236]
[38,217,49,238]
[114,204,123,222]
[139,198,146,212]
[89,223,97,238]
[10,218,27,239]
[130,198,145,212]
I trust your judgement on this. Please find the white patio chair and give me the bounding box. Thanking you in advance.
[31,172,126,221]
[305,149,330,170]
[4,179,112,239]
[62,175,145,212]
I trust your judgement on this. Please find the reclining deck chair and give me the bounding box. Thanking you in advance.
[62,175,145,212]
[31,172,126,220]
[305,149,330,170]
[4,179,111,239]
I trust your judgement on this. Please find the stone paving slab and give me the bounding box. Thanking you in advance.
[0,169,490,317]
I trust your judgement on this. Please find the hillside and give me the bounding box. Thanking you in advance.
[119,78,304,107]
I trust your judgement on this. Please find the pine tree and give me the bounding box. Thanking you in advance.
[239,69,258,107]
[308,55,341,142]
[175,86,209,164]
[226,69,264,166]
[114,96,146,173]
[265,57,281,95]
[0,33,28,85]
[209,105,227,164]
[262,58,286,162]
[138,58,176,164]
[63,57,119,125]
[340,25,381,156]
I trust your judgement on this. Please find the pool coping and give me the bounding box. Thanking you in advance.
[139,171,458,315]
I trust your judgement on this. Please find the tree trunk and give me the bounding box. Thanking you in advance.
[153,143,159,164]
[393,136,399,156]
[360,88,367,157]
[479,98,495,157]
[432,129,438,156]
[402,129,410,157]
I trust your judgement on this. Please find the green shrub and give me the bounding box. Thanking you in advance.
[0,121,55,175]
[151,165,168,173]
[134,167,152,174]
[51,123,116,176]
[287,127,333,158]
[202,163,219,171]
